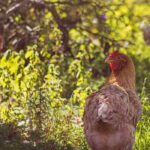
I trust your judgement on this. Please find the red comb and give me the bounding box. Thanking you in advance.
[109,50,119,57]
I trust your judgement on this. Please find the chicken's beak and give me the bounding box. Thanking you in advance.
[105,57,115,63]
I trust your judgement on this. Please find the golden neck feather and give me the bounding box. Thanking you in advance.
[107,57,136,91]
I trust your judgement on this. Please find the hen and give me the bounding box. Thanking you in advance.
[83,51,142,150]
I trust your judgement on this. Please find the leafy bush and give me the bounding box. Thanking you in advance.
[0,0,149,150]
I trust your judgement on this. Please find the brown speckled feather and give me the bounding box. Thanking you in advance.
[83,85,141,150]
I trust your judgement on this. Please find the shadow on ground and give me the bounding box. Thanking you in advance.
[0,123,73,150]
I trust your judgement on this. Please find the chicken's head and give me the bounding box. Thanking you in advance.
[105,51,128,71]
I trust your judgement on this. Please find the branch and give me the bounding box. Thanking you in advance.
[6,1,28,15]
[30,0,71,53]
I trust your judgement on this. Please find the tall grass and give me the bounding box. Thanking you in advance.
[134,78,150,150]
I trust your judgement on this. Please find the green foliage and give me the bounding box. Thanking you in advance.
[134,78,150,150]
[0,0,150,150]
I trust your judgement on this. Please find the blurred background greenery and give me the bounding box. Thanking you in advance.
[0,0,150,150]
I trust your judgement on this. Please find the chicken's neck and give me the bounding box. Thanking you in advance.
[107,58,136,91]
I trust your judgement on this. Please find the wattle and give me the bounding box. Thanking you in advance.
[110,62,121,71]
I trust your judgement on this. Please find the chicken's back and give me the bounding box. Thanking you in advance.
[83,84,141,150]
